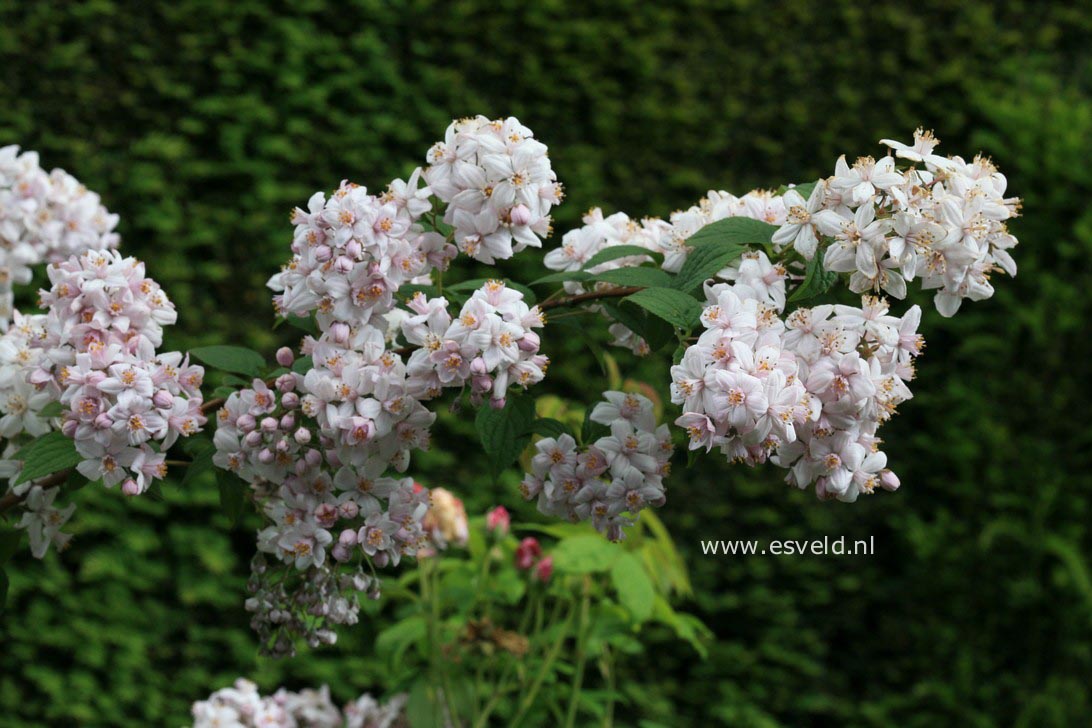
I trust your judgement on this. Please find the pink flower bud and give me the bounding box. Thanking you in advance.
[338,500,359,520]
[294,427,312,445]
[514,537,541,570]
[61,418,78,438]
[314,244,333,262]
[279,413,296,431]
[333,255,354,273]
[509,203,533,226]
[517,331,540,352]
[880,470,900,491]
[345,240,362,259]
[93,413,113,430]
[339,528,358,546]
[152,390,173,409]
[244,431,263,447]
[534,555,554,583]
[472,375,492,394]
[260,417,278,433]
[275,374,296,393]
[258,448,275,464]
[330,322,350,345]
[281,392,300,409]
[490,396,506,410]
[236,414,256,432]
[304,448,322,467]
[372,551,390,568]
[331,543,353,563]
[121,479,142,496]
[486,506,510,537]
[470,357,489,377]
[314,503,338,528]
[276,347,295,367]
[275,439,290,453]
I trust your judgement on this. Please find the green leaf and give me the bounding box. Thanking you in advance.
[475,395,536,480]
[14,431,81,485]
[583,245,661,269]
[190,345,266,377]
[0,528,21,566]
[38,401,63,418]
[790,181,818,199]
[552,535,621,574]
[788,250,839,303]
[280,314,318,336]
[673,217,778,292]
[215,469,247,525]
[0,569,7,612]
[291,355,314,374]
[400,284,438,301]
[528,270,591,286]
[405,677,433,728]
[623,287,703,330]
[525,418,572,439]
[376,614,427,666]
[611,552,654,623]
[589,267,673,289]
[581,407,609,445]
[182,441,216,489]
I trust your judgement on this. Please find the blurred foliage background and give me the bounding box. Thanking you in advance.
[2,0,1092,725]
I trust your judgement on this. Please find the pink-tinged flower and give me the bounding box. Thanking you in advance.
[534,555,554,583]
[515,537,541,570]
[486,506,510,537]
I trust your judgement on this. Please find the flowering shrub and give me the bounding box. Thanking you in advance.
[0,121,1019,723]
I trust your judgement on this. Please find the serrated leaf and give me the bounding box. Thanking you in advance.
[589,267,673,289]
[610,552,654,623]
[190,345,266,377]
[673,217,778,292]
[552,535,622,573]
[215,469,247,525]
[623,287,703,330]
[528,270,591,286]
[788,249,839,303]
[475,396,536,480]
[525,418,572,439]
[14,431,81,485]
[583,245,661,269]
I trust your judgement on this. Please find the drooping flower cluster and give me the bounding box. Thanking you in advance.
[0,146,119,329]
[425,115,563,263]
[402,280,548,407]
[672,265,921,502]
[192,678,406,728]
[521,391,672,541]
[26,251,206,494]
[774,129,1020,315]
[268,173,456,329]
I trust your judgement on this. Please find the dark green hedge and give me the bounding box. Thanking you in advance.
[2,1,1091,725]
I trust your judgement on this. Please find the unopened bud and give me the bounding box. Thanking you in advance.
[275,347,295,367]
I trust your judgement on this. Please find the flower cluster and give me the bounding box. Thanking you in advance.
[521,391,672,541]
[672,266,921,502]
[425,115,563,263]
[419,485,469,554]
[0,312,53,443]
[402,280,548,407]
[192,678,406,728]
[775,129,1020,315]
[268,173,456,329]
[0,145,119,329]
[29,251,205,494]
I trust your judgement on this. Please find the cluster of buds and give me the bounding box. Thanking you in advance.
[191,678,406,728]
[522,392,673,541]
[0,146,119,329]
[402,280,548,407]
[514,536,553,583]
[425,115,563,263]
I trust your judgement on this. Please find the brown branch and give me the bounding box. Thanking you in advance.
[538,286,641,311]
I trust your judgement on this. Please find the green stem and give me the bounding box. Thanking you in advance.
[563,576,592,728]
[601,646,615,728]
[510,598,576,726]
